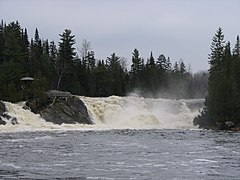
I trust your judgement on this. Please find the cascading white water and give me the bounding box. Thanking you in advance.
[0,96,204,132]
[0,102,95,133]
[80,96,204,129]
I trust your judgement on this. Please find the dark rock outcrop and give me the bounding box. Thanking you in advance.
[0,101,7,125]
[225,121,235,130]
[0,118,6,125]
[218,121,235,130]
[39,96,92,125]
[0,101,18,125]
[0,101,6,115]
[1,113,18,125]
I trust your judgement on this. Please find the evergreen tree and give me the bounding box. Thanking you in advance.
[205,28,226,127]
[85,50,96,70]
[3,21,25,64]
[146,51,155,68]
[156,54,170,93]
[156,54,171,71]
[21,28,30,74]
[233,35,240,57]
[0,61,24,102]
[145,52,158,97]
[91,60,110,96]
[209,27,225,72]
[57,29,76,90]
[0,20,215,102]
[194,28,240,129]
[0,20,5,63]
[49,41,58,89]
[106,53,126,96]
[230,37,240,122]
[131,48,143,75]
[0,21,26,102]
[29,28,44,76]
[130,48,144,91]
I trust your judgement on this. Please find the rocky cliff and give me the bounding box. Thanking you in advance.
[34,96,93,125]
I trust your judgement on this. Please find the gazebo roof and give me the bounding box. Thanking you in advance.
[20,77,34,81]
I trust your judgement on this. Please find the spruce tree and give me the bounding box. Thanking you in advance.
[131,48,143,75]
[130,48,144,91]
[57,29,76,90]
[209,27,225,72]
[206,28,226,127]
[233,35,240,57]
[0,20,5,63]
[156,54,169,93]
[230,36,240,122]
[106,53,125,96]
[194,28,236,129]
[145,52,158,97]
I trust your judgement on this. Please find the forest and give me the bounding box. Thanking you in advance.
[194,28,240,129]
[0,20,208,103]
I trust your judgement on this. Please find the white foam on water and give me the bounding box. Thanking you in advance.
[0,96,204,132]
[80,96,204,130]
[0,101,98,133]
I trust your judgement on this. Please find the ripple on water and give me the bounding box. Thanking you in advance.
[0,129,240,179]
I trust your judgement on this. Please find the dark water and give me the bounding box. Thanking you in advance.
[0,129,240,180]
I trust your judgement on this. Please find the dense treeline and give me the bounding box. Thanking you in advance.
[194,28,240,129]
[0,20,208,102]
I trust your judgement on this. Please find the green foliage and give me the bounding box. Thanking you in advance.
[0,61,24,102]
[194,28,240,129]
[27,76,49,112]
[130,48,144,90]
[0,20,209,103]
[52,29,77,91]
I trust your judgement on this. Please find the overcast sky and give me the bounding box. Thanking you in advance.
[1,0,240,71]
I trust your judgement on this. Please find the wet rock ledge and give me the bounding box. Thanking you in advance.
[0,101,6,125]
[27,93,93,125]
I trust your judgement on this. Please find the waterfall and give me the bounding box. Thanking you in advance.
[80,96,204,129]
[0,96,204,132]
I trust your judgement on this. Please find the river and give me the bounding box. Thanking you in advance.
[0,129,240,179]
[0,96,239,179]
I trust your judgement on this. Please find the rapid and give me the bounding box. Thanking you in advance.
[0,96,204,132]
[1,96,239,179]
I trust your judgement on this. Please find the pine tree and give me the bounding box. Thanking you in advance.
[156,54,171,94]
[130,48,144,91]
[156,54,170,71]
[85,50,96,70]
[0,21,26,101]
[92,60,111,96]
[233,35,240,57]
[3,21,24,64]
[106,53,125,95]
[57,29,76,90]
[206,28,226,126]
[146,51,155,68]
[230,36,240,122]
[209,27,225,72]
[131,48,143,75]
[29,28,44,76]
[194,28,236,129]
[21,28,30,74]
[0,20,5,63]
[145,52,158,97]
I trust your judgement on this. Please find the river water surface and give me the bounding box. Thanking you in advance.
[0,129,240,179]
